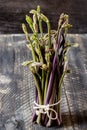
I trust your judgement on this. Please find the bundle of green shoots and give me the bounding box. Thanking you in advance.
[22,5,75,127]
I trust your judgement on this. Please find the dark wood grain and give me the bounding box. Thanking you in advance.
[0,34,87,130]
[0,0,87,34]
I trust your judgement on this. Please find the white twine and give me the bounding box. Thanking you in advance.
[33,99,62,120]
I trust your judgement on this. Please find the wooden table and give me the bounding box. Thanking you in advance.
[0,0,87,33]
[0,34,87,130]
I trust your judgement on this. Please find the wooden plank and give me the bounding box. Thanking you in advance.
[0,34,87,130]
[63,34,87,130]
[0,0,87,33]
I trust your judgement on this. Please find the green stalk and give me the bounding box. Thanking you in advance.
[33,73,42,104]
[36,35,44,63]
[33,12,45,104]
[22,23,43,124]
[46,77,56,127]
[47,21,51,48]
[22,23,36,62]
[30,40,36,62]
[37,5,43,37]
[44,70,50,101]
[43,21,51,101]
[39,19,43,37]
[37,39,45,103]
[46,21,51,72]
[42,70,45,103]
[41,14,51,48]
[41,16,51,100]
[33,14,44,63]
[34,73,42,124]
[37,40,45,103]
[31,72,42,124]
[36,8,46,102]
[57,71,66,119]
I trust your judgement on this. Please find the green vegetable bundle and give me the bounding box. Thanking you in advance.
[22,5,73,127]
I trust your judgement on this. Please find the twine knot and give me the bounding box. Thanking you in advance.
[33,99,62,120]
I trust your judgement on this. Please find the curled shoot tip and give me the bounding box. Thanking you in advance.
[37,5,40,12]
[64,14,69,19]
[22,23,28,35]
[33,14,37,24]
[41,14,49,23]
[30,9,37,14]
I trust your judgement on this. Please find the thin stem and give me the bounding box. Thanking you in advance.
[44,70,50,102]
[42,69,45,103]
[39,19,43,37]
[37,5,43,37]
[57,71,66,121]
[32,73,42,124]
[33,73,42,105]
[22,24,36,62]
[47,21,51,48]
[35,33,45,104]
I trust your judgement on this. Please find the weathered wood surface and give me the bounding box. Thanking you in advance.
[0,34,87,130]
[0,0,87,34]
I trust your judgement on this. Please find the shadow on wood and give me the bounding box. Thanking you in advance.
[33,110,87,130]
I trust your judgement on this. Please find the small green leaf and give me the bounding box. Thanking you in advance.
[65,42,79,48]
[22,60,33,66]
[26,15,33,24]
[71,43,79,47]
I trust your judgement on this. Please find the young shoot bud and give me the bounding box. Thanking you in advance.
[37,5,41,20]
[37,5,40,12]
[26,15,34,32]
[42,64,48,70]
[22,23,28,35]
[22,24,31,41]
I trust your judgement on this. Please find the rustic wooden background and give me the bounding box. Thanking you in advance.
[0,0,87,34]
[0,34,87,130]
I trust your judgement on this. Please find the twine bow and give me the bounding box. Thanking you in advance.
[33,99,62,120]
